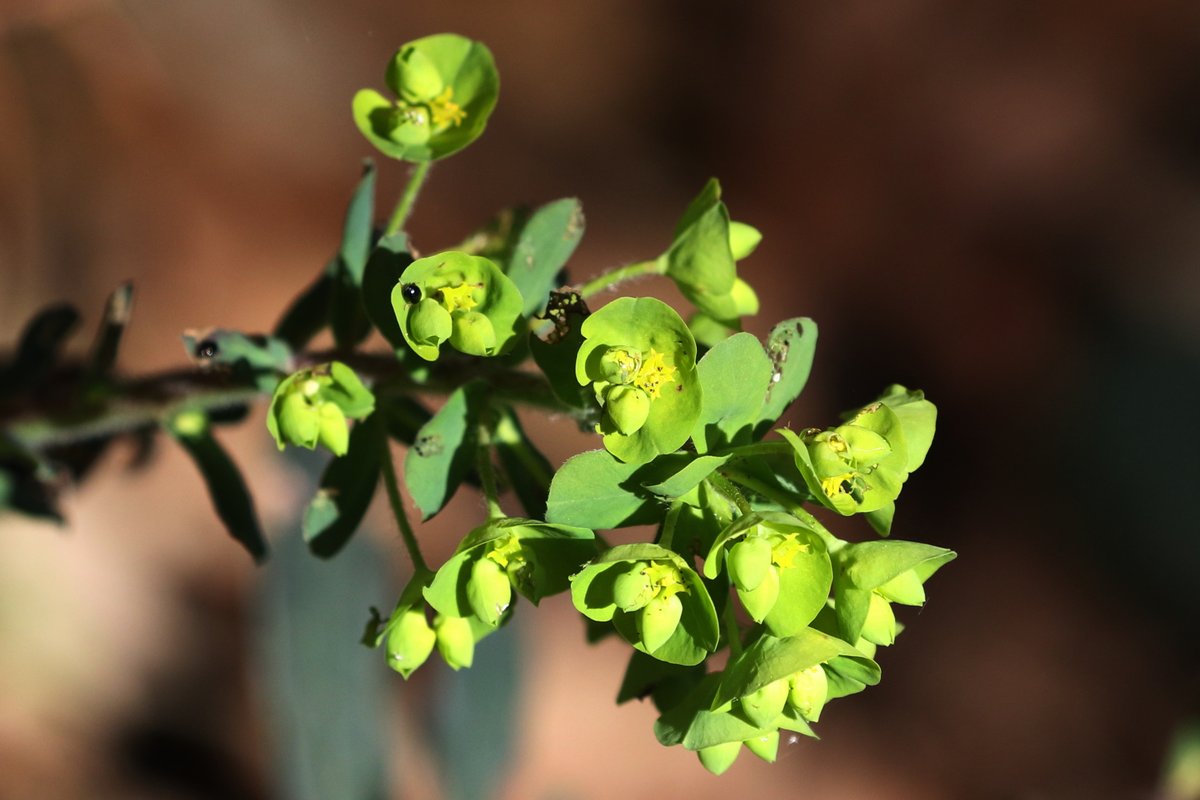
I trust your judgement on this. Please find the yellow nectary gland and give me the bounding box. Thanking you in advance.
[599,347,642,384]
[632,349,677,399]
[438,282,480,313]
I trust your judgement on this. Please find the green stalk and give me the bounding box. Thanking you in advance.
[578,259,661,300]
[379,436,427,572]
[384,160,432,236]
[475,425,505,520]
[722,601,744,657]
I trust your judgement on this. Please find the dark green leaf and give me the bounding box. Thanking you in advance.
[331,162,379,348]
[712,629,871,710]
[0,434,63,522]
[492,407,554,519]
[181,328,293,392]
[168,411,266,562]
[405,380,488,519]
[617,650,706,711]
[303,412,383,558]
[0,303,79,396]
[360,233,413,351]
[545,449,660,529]
[274,271,335,351]
[643,454,730,499]
[378,394,432,444]
[754,317,818,436]
[529,290,592,408]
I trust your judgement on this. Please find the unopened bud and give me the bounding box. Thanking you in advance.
[638,592,683,653]
[604,385,651,435]
[317,402,349,457]
[860,592,897,646]
[737,564,779,622]
[697,741,742,775]
[727,221,762,261]
[451,310,497,355]
[744,730,779,763]
[612,562,653,612]
[396,47,444,102]
[738,677,789,729]
[728,536,772,592]
[408,297,453,345]
[386,609,436,679]
[787,664,829,722]
[434,615,475,670]
[278,391,320,449]
[876,569,926,606]
[467,556,512,627]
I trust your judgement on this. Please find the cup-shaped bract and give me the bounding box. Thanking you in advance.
[434,614,475,670]
[575,297,702,464]
[266,361,375,456]
[392,251,523,361]
[571,543,719,666]
[352,33,499,162]
[385,608,437,678]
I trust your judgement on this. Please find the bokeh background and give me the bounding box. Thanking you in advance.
[3,2,1200,798]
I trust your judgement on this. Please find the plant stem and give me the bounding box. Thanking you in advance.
[722,601,744,657]
[379,435,427,572]
[578,259,661,300]
[706,473,751,514]
[657,502,683,551]
[385,161,432,236]
[475,425,504,520]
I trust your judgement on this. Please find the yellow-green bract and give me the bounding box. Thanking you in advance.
[352,33,499,162]
[265,361,375,456]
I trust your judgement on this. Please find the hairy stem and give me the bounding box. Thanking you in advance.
[578,259,661,300]
[475,424,504,520]
[385,160,432,236]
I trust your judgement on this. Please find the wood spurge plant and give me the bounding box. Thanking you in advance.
[0,32,955,775]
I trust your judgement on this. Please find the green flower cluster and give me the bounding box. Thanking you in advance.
[391,250,524,361]
[353,33,499,162]
[575,297,702,464]
[265,361,374,456]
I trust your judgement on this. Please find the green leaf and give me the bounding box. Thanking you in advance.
[361,233,413,352]
[617,650,706,711]
[691,332,773,452]
[712,629,872,710]
[662,179,736,308]
[404,380,488,519]
[302,412,383,558]
[492,407,554,519]
[331,162,378,348]
[168,411,266,562]
[545,449,660,529]
[183,328,293,391]
[0,434,63,522]
[0,303,79,396]
[643,454,730,499]
[504,198,585,316]
[85,282,134,381]
[655,675,773,751]
[754,317,817,436]
[832,540,955,644]
[377,394,433,445]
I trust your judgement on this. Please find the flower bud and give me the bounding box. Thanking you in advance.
[738,677,789,729]
[396,47,444,102]
[408,297,453,345]
[736,563,779,622]
[727,535,773,592]
[744,730,779,763]
[787,664,829,722]
[726,277,760,316]
[876,569,926,606]
[386,609,436,679]
[612,562,654,612]
[727,221,762,261]
[604,385,651,435]
[389,106,432,146]
[467,556,512,627]
[834,423,890,465]
[277,390,320,449]
[860,591,897,646]
[434,614,475,670]
[316,402,349,457]
[598,346,641,384]
[697,741,742,775]
[450,310,497,356]
[638,592,683,653]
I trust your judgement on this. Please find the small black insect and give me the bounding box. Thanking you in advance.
[195,339,219,359]
[400,283,422,304]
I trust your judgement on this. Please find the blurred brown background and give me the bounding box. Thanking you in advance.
[3,1,1200,798]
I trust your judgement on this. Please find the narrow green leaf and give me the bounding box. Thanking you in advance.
[0,434,63,522]
[754,317,818,435]
[505,198,585,316]
[182,328,293,391]
[85,282,133,381]
[331,163,378,348]
[303,412,383,558]
[529,290,592,408]
[168,412,267,562]
[644,454,730,499]
[404,380,488,519]
[378,394,433,444]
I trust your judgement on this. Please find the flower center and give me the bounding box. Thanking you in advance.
[631,349,676,399]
